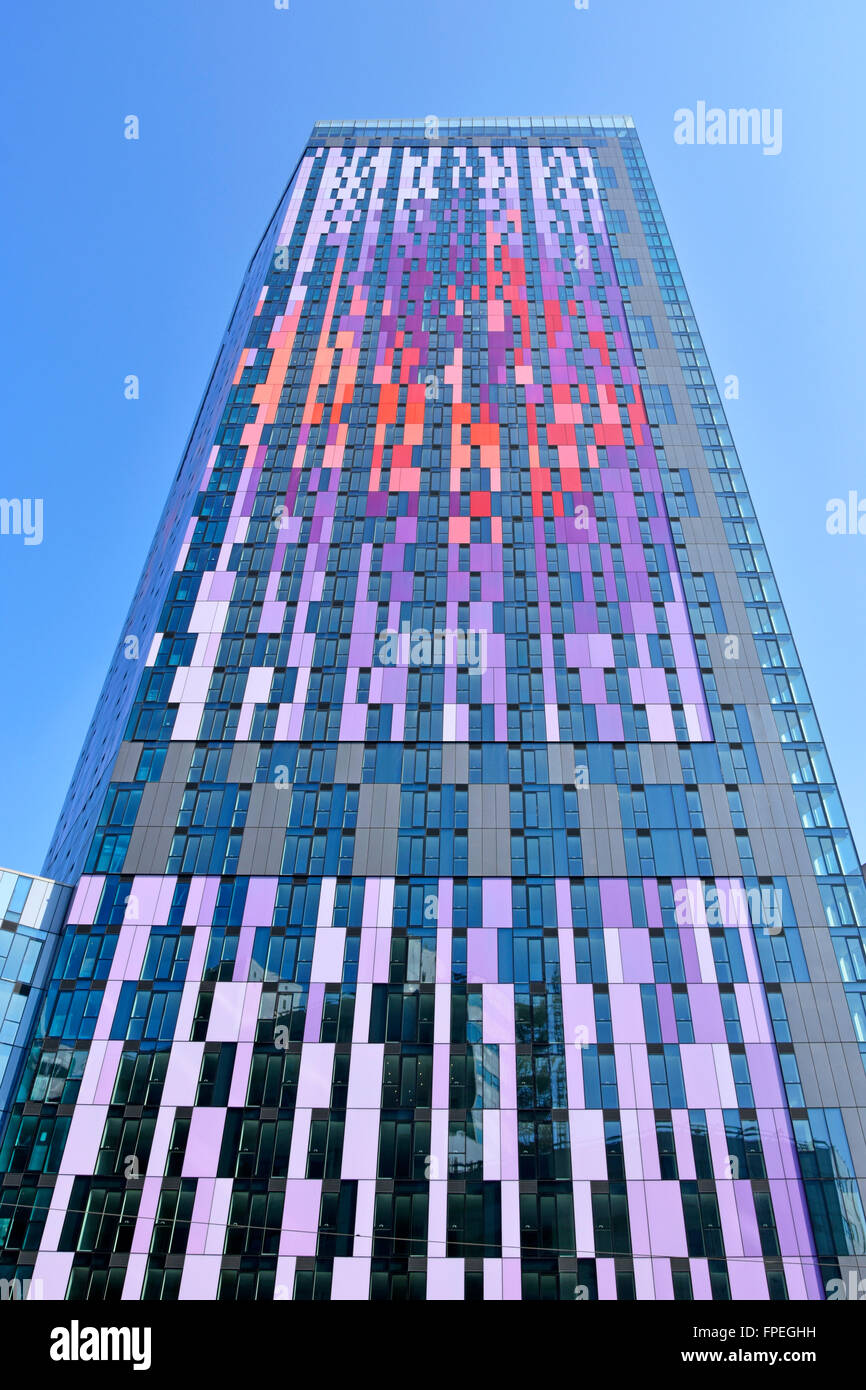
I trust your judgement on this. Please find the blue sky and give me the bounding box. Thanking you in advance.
[1,0,864,873]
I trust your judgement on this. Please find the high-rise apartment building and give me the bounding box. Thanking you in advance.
[2,117,865,1302]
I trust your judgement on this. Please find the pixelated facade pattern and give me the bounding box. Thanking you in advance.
[2,118,866,1302]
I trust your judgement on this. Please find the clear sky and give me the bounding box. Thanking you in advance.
[1,0,864,874]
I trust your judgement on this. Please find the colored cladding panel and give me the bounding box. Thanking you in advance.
[2,119,865,1302]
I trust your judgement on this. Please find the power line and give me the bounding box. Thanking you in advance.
[3,1201,848,1268]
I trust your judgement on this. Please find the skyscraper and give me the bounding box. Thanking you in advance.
[2,116,865,1302]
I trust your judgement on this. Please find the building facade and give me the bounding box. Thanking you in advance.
[2,117,865,1301]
